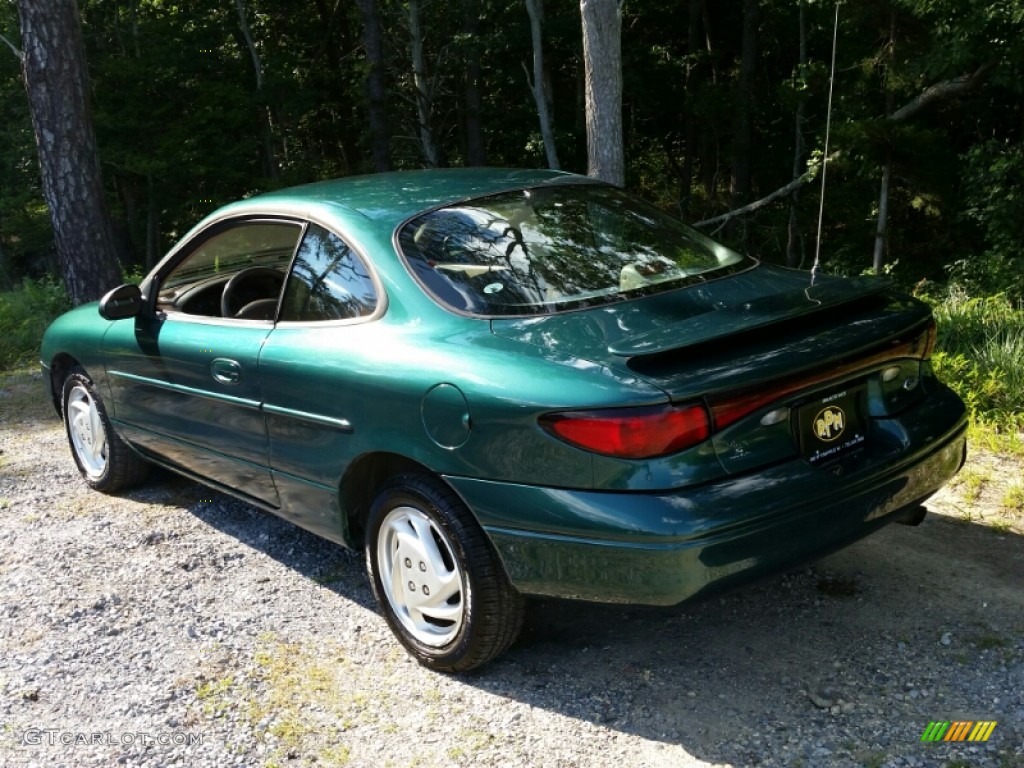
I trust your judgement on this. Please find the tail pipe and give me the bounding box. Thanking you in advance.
[895,505,928,526]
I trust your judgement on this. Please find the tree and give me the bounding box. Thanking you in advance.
[406,0,441,167]
[524,0,560,170]
[235,0,280,180]
[461,0,487,166]
[730,0,759,212]
[15,0,122,304]
[786,0,809,268]
[1,0,1022,295]
[355,0,392,172]
[580,0,623,185]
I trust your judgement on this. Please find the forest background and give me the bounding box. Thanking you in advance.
[0,0,1022,431]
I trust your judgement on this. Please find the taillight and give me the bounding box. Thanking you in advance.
[540,403,710,459]
[710,317,938,429]
[711,391,780,430]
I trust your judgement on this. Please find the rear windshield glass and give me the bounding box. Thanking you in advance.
[397,184,750,316]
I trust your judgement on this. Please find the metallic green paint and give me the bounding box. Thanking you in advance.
[40,169,968,611]
[103,313,279,503]
[459,398,966,604]
[421,383,472,449]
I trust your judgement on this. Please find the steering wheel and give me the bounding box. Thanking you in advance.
[220,266,285,318]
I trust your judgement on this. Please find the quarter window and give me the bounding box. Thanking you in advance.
[279,225,377,322]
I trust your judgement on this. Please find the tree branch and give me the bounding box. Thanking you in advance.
[887,61,994,122]
[691,62,995,234]
[520,59,534,90]
[235,0,263,90]
[692,153,838,231]
[0,32,23,61]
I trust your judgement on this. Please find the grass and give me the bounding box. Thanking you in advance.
[183,636,361,766]
[195,676,238,720]
[952,467,991,504]
[1001,483,1024,513]
[0,278,70,370]
[928,290,1024,433]
[241,635,355,766]
[973,635,1006,650]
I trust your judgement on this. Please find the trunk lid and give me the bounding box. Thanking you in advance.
[490,264,926,400]
[492,264,937,479]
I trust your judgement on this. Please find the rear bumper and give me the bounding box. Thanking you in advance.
[448,392,967,606]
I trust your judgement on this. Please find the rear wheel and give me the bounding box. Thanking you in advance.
[366,473,525,672]
[62,369,148,492]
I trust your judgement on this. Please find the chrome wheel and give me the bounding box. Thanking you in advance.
[376,505,465,647]
[66,383,107,479]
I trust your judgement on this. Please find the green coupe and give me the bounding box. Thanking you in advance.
[41,168,967,671]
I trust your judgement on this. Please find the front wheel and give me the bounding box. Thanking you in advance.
[366,473,525,672]
[62,368,148,492]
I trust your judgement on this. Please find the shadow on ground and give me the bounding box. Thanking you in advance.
[177,479,1024,765]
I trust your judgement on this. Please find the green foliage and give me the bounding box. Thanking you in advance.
[0,278,71,370]
[949,141,1024,300]
[0,4,51,284]
[0,0,1021,299]
[928,291,1024,429]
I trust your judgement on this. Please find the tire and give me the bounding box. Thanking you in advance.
[62,368,149,492]
[366,473,525,673]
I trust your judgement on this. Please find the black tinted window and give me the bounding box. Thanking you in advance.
[280,225,377,322]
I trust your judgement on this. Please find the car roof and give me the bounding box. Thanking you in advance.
[224,168,594,230]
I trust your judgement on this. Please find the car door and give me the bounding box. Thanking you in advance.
[257,223,382,538]
[103,218,305,506]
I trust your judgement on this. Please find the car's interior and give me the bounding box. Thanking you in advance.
[155,221,301,320]
[157,264,288,319]
[154,220,378,323]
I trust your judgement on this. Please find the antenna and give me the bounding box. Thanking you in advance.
[811,3,840,283]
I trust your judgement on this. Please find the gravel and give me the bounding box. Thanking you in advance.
[1,370,1022,768]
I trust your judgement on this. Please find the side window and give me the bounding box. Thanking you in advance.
[279,225,378,322]
[157,221,301,318]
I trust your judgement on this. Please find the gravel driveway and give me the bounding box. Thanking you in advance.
[1,370,1022,768]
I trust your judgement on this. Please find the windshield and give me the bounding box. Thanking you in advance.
[397,184,751,316]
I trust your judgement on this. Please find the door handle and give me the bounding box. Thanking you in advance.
[211,358,242,385]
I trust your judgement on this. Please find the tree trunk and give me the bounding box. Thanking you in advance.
[697,0,719,204]
[731,0,759,212]
[146,174,160,269]
[408,0,440,168]
[786,0,807,268]
[580,0,624,186]
[235,0,279,180]
[0,231,9,290]
[679,0,702,216]
[355,0,391,172]
[462,0,487,166]
[524,0,560,170]
[16,0,123,304]
[874,12,896,274]
[873,154,892,274]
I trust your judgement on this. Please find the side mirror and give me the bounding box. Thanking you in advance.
[98,283,143,320]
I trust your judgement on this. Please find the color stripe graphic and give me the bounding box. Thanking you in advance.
[921,721,997,742]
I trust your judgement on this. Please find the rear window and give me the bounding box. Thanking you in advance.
[397,184,750,316]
